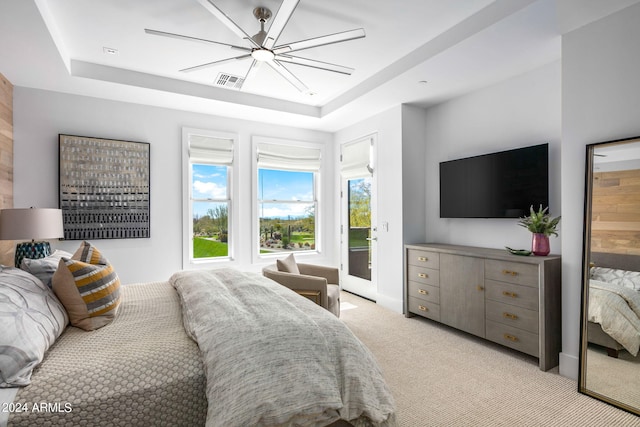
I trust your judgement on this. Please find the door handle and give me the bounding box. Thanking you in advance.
[366,237,377,241]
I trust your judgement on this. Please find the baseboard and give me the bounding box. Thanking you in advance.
[559,352,579,380]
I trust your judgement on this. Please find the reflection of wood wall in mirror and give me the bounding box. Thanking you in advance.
[0,72,14,265]
[591,169,640,255]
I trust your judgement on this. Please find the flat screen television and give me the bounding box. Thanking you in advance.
[440,143,548,218]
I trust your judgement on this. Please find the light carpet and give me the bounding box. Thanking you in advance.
[339,291,640,427]
[585,346,640,408]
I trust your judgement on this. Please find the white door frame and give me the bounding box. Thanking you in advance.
[340,135,377,301]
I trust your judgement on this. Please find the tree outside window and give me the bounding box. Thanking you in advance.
[258,168,316,253]
[191,164,229,258]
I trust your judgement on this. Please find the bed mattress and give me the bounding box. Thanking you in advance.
[7,281,207,426]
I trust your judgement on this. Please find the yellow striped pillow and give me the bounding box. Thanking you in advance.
[52,242,121,331]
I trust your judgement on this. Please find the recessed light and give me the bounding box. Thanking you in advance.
[103,47,119,55]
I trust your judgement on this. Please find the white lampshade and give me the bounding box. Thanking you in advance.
[0,208,64,241]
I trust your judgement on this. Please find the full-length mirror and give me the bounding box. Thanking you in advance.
[580,136,640,415]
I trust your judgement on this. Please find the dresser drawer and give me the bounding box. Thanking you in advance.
[485,280,538,311]
[407,265,440,286]
[486,300,538,334]
[408,281,440,304]
[485,259,538,288]
[408,296,440,322]
[407,249,439,269]
[486,320,539,357]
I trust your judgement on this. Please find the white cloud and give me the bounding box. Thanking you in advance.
[260,203,313,219]
[193,180,226,199]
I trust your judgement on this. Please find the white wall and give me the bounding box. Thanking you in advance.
[424,61,561,252]
[401,105,427,245]
[13,87,334,284]
[334,105,405,312]
[560,1,640,379]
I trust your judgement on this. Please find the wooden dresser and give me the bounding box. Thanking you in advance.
[404,243,561,371]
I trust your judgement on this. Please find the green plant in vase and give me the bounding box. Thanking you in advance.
[518,205,561,256]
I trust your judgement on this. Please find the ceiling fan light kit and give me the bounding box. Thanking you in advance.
[145,0,365,93]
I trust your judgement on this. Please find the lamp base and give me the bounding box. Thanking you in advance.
[15,241,52,268]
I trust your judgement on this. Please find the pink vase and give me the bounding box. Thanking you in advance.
[531,233,550,256]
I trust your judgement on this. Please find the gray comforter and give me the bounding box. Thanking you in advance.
[589,279,640,356]
[170,268,396,427]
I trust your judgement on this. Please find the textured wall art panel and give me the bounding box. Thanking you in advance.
[59,134,150,240]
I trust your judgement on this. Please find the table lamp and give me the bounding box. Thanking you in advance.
[0,208,64,268]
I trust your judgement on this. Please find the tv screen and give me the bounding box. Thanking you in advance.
[440,143,548,218]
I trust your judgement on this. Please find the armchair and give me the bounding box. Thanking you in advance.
[262,263,341,317]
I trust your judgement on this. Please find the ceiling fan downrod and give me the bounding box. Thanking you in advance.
[250,7,276,62]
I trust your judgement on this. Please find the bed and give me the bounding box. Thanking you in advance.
[1,250,396,426]
[588,252,640,358]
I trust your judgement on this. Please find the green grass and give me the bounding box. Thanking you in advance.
[193,237,228,258]
[290,232,314,243]
[349,227,370,248]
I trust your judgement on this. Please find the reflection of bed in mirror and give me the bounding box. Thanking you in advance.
[588,252,640,358]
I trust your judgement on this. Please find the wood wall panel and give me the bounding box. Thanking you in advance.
[0,72,13,264]
[592,170,640,255]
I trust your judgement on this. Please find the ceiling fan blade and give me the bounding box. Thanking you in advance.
[180,54,251,73]
[273,28,365,55]
[194,0,261,48]
[266,60,308,92]
[240,59,262,88]
[145,29,251,52]
[276,55,354,75]
[263,0,300,49]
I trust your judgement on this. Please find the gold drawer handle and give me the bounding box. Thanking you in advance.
[502,269,518,276]
[503,312,518,320]
[504,334,519,342]
[418,273,428,279]
[418,289,428,295]
[502,291,518,298]
[418,305,429,312]
[417,256,428,262]
[477,285,484,291]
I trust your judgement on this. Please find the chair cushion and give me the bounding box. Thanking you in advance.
[327,284,340,318]
[276,253,300,275]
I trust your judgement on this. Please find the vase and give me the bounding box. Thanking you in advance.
[531,233,550,256]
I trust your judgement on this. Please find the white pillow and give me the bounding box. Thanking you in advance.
[0,267,68,387]
[591,266,640,291]
[20,250,73,288]
[276,253,300,274]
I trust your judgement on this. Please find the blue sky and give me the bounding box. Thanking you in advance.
[259,169,314,219]
[191,165,314,219]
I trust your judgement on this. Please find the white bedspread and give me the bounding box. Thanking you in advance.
[589,279,640,356]
[170,268,396,427]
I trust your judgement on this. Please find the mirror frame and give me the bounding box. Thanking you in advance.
[579,135,640,416]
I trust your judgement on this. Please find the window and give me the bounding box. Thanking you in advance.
[183,129,235,265]
[255,139,321,255]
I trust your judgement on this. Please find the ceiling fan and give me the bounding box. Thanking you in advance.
[145,0,366,93]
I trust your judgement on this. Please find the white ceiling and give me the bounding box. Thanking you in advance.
[1,0,639,131]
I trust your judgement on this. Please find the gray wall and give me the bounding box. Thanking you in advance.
[560,1,640,379]
[13,88,334,284]
[424,61,562,251]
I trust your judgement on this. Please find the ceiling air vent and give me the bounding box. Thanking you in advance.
[214,73,244,90]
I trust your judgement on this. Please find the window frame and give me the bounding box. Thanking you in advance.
[252,136,323,261]
[182,127,237,269]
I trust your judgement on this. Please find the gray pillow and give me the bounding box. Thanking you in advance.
[0,267,68,387]
[276,253,300,274]
[20,250,73,288]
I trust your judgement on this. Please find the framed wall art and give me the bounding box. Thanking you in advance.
[58,134,150,240]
